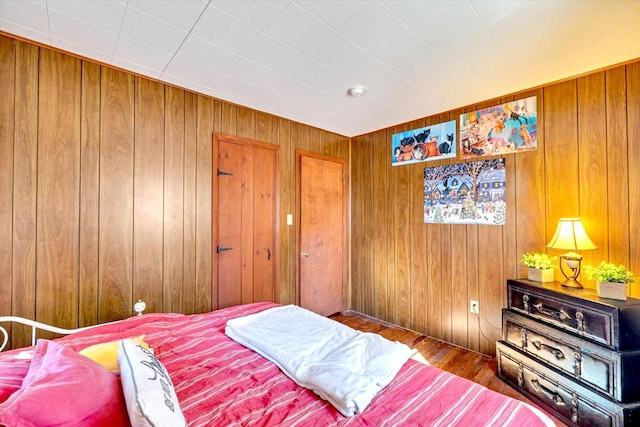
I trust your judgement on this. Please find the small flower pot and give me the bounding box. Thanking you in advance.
[528,268,554,283]
[597,281,627,300]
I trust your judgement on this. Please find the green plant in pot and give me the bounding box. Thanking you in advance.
[584,261,637,300]
[521,252,557,282]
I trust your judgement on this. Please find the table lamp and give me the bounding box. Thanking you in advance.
[546,218,598,288]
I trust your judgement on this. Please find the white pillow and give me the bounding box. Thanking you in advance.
[117,339,187,427]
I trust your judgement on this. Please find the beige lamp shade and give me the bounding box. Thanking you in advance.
[547,218,598,251]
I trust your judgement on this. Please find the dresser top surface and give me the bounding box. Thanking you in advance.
[508,278,640,309]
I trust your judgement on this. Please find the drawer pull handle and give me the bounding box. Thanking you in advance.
[530,378,565,406]
[532,302,571,321]
[573,352,582,378]
[576,311,585,333]
[531,339,565,360]
[571,393,579,423]
[517,363,525,387]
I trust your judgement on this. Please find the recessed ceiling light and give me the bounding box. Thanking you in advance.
[347,86,365,97]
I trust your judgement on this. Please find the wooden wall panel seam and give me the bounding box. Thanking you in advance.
[11,40,39,347]
[78,60,101,327]
[0,36,16,347]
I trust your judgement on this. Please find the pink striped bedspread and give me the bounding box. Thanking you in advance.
[0,302,554,426]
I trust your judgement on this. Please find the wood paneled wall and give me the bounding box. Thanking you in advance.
[2,33,639,359]
[351,60,640,356]
[0,35,348,349]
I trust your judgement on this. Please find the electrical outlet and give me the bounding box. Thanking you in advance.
[470,300,479,315]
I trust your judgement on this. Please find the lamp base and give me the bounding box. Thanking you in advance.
[561,277,583,289]
[559,252,584,289]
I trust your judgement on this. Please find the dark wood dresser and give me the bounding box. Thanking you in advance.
[497,278,640,426]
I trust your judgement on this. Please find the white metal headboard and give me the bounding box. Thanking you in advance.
[0,300,147,352]
[0,317,96,352]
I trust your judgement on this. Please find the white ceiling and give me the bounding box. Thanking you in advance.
[1,0,639,137]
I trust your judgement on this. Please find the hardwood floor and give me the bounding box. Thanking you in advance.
[330,310,567,427]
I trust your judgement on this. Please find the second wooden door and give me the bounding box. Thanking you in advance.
[296,151,346,316]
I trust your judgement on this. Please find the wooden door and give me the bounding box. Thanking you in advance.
[214,134,279,309]
[296,151,347,316]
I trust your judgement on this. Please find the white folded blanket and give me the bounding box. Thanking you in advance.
[225,305,415,416]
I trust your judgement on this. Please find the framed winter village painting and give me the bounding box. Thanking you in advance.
[460,96,537,159]
[424,158,506,225]
[391,120,456,166]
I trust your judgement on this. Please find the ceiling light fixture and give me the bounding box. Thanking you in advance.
[347,86,364,97]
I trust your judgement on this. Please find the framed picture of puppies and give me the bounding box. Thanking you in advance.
[391,120,456,166]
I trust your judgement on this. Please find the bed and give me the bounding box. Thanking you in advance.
[0,302,555,426]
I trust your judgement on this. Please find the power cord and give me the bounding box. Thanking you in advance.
[474,311,498,344]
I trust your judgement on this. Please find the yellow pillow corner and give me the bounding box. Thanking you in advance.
[79,336,149,373]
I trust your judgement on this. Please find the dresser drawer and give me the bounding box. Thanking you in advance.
[497,342,640,426]
[508,282,612,347]
[503,309,640,402]
[506,279,640,350]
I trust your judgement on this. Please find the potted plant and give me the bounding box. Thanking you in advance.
[584,261,637,300]
[521,252,557,282]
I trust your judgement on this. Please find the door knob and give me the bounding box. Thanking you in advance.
[300,251,309,257]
